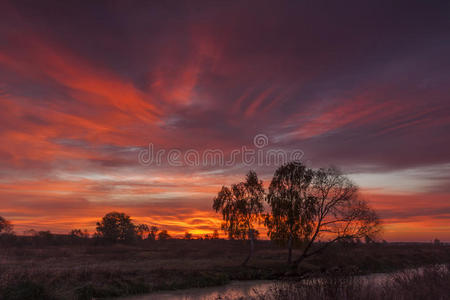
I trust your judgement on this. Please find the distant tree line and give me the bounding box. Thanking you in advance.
[0,212,221,245]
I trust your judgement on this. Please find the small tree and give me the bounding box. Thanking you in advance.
[96,212,136,242]
[0,216,13,234]
[291,167,381,270]
[265,161,315,264]
[212,229,220,240]
[364,235,374,244]
[184,232,193,240]
[24,229,37,236]
[70,229,89,239]
[136,224,150,240]
[213,170,264,266]
[148,226,159,240]
[158,230,171,240]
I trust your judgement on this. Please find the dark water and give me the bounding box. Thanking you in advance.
[121,275,390,300]
[121,280,273,300]
[121,267,434,300]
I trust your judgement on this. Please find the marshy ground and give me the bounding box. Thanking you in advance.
[0,239,449,299]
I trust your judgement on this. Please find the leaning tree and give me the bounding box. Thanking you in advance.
[291,167,381,269]
[265,161,315,264]
[213,170,264,266]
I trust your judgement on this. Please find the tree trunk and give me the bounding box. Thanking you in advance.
[291,239,334,272]
[242,231,254,266]
[287,252,306,274]
[287,236,293,264]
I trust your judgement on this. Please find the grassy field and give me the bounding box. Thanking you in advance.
[0,239,449,299]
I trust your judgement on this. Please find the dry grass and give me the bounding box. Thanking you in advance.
[0,240,449,299]
[251,265,450,300]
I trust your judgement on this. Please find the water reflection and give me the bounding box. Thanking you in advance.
[121,267,434,300]
[122,280,273,300]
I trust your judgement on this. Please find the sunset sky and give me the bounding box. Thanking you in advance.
[1,1,449,241]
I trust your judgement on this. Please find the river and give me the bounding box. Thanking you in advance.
[120,271,399,300]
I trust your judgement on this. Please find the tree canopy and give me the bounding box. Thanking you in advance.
[213,170,264,240]
[96,212,137,242]
[291,167,381,268]
[213,170,264,265]
[265,161,315,263]
[158,230,171,240]
[262,162,381,268]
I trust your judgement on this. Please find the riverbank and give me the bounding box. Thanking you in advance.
[120,265,450,300]
[251,264,450,300]
[0,240,449,299]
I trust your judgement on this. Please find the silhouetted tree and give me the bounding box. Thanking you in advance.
[70,229,89,239]
[148,226,159,240]
[24,229,37,236]
[213,170,264,266]
[96,212,136,243]
[364,235,374,244]
[212,229,220,240]
[291,167,381,270]
[37,231,52,238]
[0,216,13,234]
[184,232,193,239]
[136,224,150,240]
[158,230,171,240]
[265,161,315,264]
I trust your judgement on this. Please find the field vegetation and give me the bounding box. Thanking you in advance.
[0,237,449,299]
[252,264,450,300]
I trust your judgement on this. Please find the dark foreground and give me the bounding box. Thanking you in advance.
[251,265,450,300]
[124,265,450,300]
[0,239,449,299]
